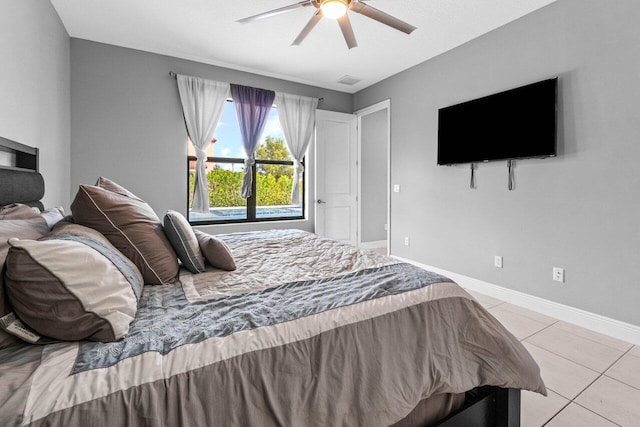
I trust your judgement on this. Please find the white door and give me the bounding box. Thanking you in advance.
[315,110,358,245]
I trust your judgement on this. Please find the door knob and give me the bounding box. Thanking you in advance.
[316,199,326,204]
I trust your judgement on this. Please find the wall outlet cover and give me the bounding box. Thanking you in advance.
[494,256,503,268]
[553,267,565,283]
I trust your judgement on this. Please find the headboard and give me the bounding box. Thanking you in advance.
[0,137,44,211]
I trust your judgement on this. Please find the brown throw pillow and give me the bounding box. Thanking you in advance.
[96,176,145,202]
[71,184,178,285]
[194,230,236,271]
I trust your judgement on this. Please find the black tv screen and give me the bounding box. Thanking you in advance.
[437,78,557,165]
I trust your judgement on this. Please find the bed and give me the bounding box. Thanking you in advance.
[0,137,545,426]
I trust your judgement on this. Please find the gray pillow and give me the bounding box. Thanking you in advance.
[164,210,205,274]
[194,230,236,271]
[3,227,143,343]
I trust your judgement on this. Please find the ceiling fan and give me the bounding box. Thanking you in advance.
[237,0,417,49]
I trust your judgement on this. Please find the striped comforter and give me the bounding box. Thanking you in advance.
[0,229,545,426]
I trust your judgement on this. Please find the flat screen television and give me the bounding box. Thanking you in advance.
[437,77,557,165]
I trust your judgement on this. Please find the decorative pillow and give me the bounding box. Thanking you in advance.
[194,230,237,271]
[0,203,41,220]
[0,207,57,349]
[3,233,143,343]
[96,176,145,202]
[164,210,205,274]
[71,183,178,285]
[0,203,65,227]
[43,223,143,304]
[39,206,65,228]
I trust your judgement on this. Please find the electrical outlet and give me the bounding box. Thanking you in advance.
[404,237,410,246]
[384,223,388,231]
[393,184,401,193]
[494,256,503,268]
[553,267,565,283]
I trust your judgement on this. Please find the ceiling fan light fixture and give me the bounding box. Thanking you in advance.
[320,0,348,19]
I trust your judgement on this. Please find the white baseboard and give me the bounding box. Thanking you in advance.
[359,240,387,249]
[393,256,640,346]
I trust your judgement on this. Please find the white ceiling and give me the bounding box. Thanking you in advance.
[51,0,556,94]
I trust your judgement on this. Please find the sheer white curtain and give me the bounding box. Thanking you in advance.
[177,75,229,214]
[274,92,319,205]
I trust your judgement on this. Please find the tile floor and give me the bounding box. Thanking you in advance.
[465,290,640,426]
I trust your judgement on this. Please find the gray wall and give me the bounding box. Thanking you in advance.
[70,39,352,234]
[360,108,388,243]
[0,0,70,209]
[354,0,640,326]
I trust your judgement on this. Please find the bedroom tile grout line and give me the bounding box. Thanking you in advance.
[552,324,635,353]
[514,311,634,426]
[522,340,601,379]
[541,350,629,427]
[601,373,640,392]
[480,294,632,426]
[478,293,634,425]
[493,303,557,325]
[540,399,571,427]
[572,346,634,399]
[485,294,634,353]
[519,320,559,342]
[540,383,621,426]
[521,325,633,374]
[568,401,622,426]
[541,390,624,427]
[516,320,576,426]
[541,399,622,427]
[546,346,636,427]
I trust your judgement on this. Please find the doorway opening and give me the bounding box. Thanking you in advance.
[356,100,391,256]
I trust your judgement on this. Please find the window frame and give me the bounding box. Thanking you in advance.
[187,155,306,225]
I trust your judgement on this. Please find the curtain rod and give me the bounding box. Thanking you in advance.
[169,71,324,103]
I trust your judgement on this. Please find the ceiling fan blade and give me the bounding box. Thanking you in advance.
[292,9,323,46]
[238,0,314,24]
[337,14,358,49]
[350,2,416,34]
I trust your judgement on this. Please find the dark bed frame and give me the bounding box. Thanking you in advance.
[436,387,520,427]
[0,136,521,427]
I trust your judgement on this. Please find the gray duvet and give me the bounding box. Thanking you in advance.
[0,229,545,426]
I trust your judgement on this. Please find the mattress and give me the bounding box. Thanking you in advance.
[0,229,545,426]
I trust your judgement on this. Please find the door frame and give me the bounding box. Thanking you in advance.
[355,99,391,255]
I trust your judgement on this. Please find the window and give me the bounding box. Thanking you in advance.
[188,101,305,224]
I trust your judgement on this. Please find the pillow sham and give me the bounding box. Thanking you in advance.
[3,233,143,343]
[0,203,40,220]
[43,223,144,304]
[164,210,205,274]
[71,183,178,285]
[39,206,65,228]
[194,230,237,271]
[96,176,145,202]
[0,205,61,349]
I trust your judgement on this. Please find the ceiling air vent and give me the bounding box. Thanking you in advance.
[337,75,362,86]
